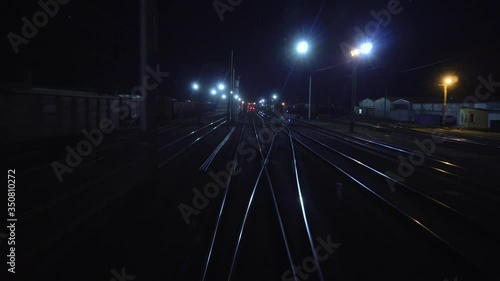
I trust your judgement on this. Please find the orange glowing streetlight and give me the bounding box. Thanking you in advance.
[439,75,458,126]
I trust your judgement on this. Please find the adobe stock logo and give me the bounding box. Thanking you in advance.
[213,0,243,22]
[7,0,70,54]
[109,267,135,281]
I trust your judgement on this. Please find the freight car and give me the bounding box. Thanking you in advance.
[117,94,142,128]
[2,85,221,144]
[2,86,123,143]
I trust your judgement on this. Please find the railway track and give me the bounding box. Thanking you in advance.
[201,111,330,281]
[320,117,500,154]
[289,120,500,235]
[286,122,500,277]
[13,110,499,280]
[200,110,497,280]
[15,116,230,273]
[297,119,500,182]
[288,134,489,280]
[158,117,227,167]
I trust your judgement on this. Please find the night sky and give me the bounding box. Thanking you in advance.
[2,0,500,105]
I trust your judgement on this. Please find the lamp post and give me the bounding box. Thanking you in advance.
[192,83,202,123]
[439,76,457,126]
[349,42,373,132]
[296,40,312,119]
[210,89,217,105]
[192,83,199,98]
[272,93,278,111]
[218,83,227,119]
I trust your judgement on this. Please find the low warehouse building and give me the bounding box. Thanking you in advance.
[459,108,489,129]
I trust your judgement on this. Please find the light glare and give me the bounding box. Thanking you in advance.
[297,41,309,54]
[360,42,373,54]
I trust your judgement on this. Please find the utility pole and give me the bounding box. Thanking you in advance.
[308,76,312,119]
[139,0,158,171]
[198,85,202,124]
[139,0,158,133]
[237,75,240,116]
[350,69,357,133]
[442,82,448,126]
[228,50,233,124]
[232,65,236,122]
[384,87,387,118]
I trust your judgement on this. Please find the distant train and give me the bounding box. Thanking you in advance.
[2,87,217,143]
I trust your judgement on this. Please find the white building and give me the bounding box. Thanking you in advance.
[358,96,500,127]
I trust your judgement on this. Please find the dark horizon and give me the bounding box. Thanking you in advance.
[2,0,500,105]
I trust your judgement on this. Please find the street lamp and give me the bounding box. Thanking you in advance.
[191,82,200,100]
[296,40,313,119]
[218,83,229,118]
[359,42,373,54]
[191,82,202,123]
[192,83,200,99]
[270,94,278,111]
[191,82,200,101]
[351,43,373,57]
[349,42,373,132]
[297,41,309,54]
[211,89,217,95]
[439,75,458,126]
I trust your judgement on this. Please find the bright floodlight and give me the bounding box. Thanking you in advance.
[360,42,373,54]
[297,41,309,54]
[272,94,277,100]
[211,89,217,95]
[218,84,225,90]
[351,49,360,57]
[238,98,242,101]
[222,94,227,99]
[192,83,199,90]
